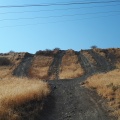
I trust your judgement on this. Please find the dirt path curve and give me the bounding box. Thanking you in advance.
[13,54,33,77]
[38,77,116,120]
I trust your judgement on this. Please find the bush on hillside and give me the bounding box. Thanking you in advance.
[36,49,54,56]
[91,45,97,49]
[53,48,61,51]
[0,57,11,66]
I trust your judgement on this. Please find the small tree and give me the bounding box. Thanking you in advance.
[53,48,61,51]
[8,50,15,54]
[91,45,97,49]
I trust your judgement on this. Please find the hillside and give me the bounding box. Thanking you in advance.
[0,48,120,120]
[0,48,119,79]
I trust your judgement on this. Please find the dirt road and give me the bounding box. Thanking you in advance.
[37,51,116,120]
[13,50,117,120]
[38,77,116,120]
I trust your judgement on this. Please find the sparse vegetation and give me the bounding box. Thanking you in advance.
[93,48,120,69]
[82,51,97,65]
[0,53,26,78]
[0,48,120,119]
[84,69,120,117]
[0,78,50,120]
[29,55,53,80]
[60,49,84,79]
[0,57,11,66]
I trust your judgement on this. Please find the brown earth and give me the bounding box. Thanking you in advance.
[0,48,119,120]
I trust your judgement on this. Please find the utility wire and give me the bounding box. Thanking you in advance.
[0,13,120,28]
[0,10,120,22]
[0,4,120,14]
[0,0,120,8]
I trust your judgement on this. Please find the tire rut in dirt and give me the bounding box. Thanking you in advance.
[76,51,96,74]
[48,50,65,80]
[88,50,114,72]
[13,54,33,77]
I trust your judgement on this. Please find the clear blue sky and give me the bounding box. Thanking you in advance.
[0,0,120,53]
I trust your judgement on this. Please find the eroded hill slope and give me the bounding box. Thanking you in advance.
[0,48,119,79]
[0,48,119,120]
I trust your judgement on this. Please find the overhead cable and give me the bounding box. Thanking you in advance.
[0,0,120,8]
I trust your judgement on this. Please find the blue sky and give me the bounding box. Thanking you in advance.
[0,0,120,53]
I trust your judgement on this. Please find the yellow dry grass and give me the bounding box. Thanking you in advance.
[0,66,12,78]
[0,78,50,120]
[85,69,120,117]
[93,48,106,57]
[29,55,53,80]
[108,48,120,69]
[60,50,84,79]
[0,53,25,79]
[116,62,120,69]
[93,48,120,69]
[82,51,97,65]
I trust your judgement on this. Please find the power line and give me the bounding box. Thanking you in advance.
[0,4,120,14]
[0,0,120,8]
[0,13,120,28]
[0,10,120,22]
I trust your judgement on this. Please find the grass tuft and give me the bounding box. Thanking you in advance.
[60,50,84,79]
[0,78,50,120]
[85,69,120,117]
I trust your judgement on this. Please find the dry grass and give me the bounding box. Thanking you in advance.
[93,48,120,69]
[93,48,106,57]
[84,69,120,117]
[29,55,53,80]
[60,50,84,79]
[82,51,97,65]
[0,53,26,79]
[0,66,12,78]
[107,48,120,69]
[0,78,50,120]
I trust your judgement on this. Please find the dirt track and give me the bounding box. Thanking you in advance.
[13,54,33,77]
[40,50,116,120]
[39,77,116,120]
[13,50,117,120]
[48,50,65,80]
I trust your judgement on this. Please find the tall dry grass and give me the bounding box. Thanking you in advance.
[0,53,25,79]
[60,50,84,79]
[0,78,50,120]
[29,56,53,80]
[84,69,120,117]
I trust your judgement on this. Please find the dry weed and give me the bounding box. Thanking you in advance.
[85,69,120,117]
[60,50,84,79]
[0,53,26,79]
[29,56,53,80]
[82,51,97,65]
[0,78,50,120]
